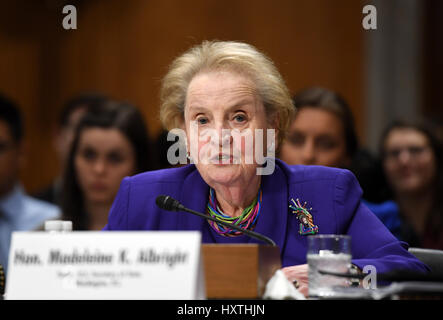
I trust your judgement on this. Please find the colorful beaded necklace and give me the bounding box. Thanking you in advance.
[206,187,262,237]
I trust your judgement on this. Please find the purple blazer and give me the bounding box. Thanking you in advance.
[104,159,428,274]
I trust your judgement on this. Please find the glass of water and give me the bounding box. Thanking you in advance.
[307,234,352,298]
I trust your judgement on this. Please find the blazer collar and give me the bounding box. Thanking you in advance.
[178,166,209,230]
[254,162,288,249]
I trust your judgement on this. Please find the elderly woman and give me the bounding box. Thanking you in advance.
[104,40,428,296]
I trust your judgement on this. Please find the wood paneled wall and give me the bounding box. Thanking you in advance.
[423,0,443,124]
[0,0,364,193]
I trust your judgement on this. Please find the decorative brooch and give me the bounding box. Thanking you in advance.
[289,198,319,235]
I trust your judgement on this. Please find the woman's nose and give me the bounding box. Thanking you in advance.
[210,123,232,148]
[301,141,316,165]
[397,149,412,165]
[92,159,106,174]
[220,129,232,147]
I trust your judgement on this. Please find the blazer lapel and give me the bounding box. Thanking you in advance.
[253,163,288,251]
[176,163,289,251]
[178,166,209,231]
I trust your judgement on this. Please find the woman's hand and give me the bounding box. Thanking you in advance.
[281,264,309,298]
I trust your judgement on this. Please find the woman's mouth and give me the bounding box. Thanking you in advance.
[91,182,108,191]
[210,153,235,164]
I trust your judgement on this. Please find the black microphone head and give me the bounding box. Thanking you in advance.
[156,195,182,212]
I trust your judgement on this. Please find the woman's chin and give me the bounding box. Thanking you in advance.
[198,163,257,186]
[85,192,113,205]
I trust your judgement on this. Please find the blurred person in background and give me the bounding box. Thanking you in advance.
[279,86,388,203]
[61,100,155,230]
[0,94,60,274]
[380,119,443,249]
[34,93,107,205]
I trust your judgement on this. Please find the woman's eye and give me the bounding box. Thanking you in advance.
[316,138,337,150]
[197,117,208,125]
[233,114,246,123]
[81,148,96,161]
[288,133,304,146]
[108,152,124,164]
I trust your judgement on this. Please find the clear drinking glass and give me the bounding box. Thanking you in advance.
[307,234,352,298]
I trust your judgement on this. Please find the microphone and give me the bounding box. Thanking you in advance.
[155,195,276,246]
[156,195,185,212]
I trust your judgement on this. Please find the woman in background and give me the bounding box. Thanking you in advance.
[279,87,357,168]
[279,86,387,203]
[381,119,443,249]
[61,101,155,230]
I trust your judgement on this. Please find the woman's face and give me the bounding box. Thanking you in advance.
[383,128,436,195]
[75,128,136,204]
[184,70,274,187]
[280,107,349,168]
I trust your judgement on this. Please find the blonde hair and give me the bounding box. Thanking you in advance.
[159,40,294,148]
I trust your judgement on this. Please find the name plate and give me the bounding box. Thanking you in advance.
[6,231,205,300]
